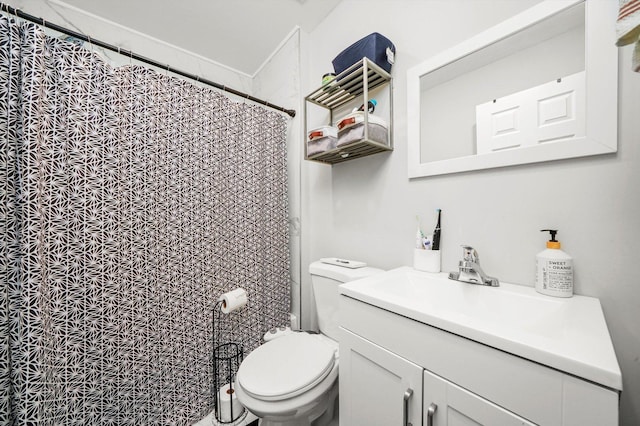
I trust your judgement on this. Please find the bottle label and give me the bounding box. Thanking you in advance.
[537,258,573,295]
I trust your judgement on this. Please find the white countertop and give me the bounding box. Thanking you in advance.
[339,266,622,391]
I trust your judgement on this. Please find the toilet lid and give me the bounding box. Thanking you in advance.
[237,332,336,401]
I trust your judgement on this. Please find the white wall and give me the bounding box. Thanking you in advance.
[253,28,304,328]
[302,1,640,424]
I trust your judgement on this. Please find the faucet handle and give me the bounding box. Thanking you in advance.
[461,245,478,263]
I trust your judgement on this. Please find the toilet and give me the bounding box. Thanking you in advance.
[234,259,383,426]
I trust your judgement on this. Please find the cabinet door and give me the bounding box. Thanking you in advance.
[423,370,535,426]
[340,328,423,426]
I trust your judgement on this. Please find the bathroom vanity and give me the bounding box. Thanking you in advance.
[338,267,621,425]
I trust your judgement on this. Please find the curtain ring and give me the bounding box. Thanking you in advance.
[11,6,22,21]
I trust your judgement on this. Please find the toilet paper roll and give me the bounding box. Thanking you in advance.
[218,288,248,314]
[218,383,245,422]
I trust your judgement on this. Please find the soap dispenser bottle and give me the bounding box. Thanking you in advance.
[536,229,573,297]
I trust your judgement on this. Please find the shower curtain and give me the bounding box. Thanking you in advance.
[0,14,290,425]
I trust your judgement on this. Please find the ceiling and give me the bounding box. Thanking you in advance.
[60,0,342,76]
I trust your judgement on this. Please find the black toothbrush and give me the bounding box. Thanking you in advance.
[432,209,441,250]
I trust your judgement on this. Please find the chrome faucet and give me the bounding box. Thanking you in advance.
[449,245,499,287]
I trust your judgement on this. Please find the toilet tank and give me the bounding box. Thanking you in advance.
[309,260,384,341]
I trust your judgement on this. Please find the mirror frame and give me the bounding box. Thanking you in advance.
[407,0,618,178]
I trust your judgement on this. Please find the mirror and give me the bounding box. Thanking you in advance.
[407,0,618,178]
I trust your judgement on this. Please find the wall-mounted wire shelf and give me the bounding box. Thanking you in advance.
[304,58,394,165]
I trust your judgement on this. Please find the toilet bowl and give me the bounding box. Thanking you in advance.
[234,259,383,426]
[235,333,339,426]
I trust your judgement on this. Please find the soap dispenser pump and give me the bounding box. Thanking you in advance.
[536,229,573,297]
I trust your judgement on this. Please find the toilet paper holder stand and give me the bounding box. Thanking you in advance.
[212,299,246,424]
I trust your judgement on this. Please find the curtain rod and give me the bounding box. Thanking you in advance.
[0,2,297,118]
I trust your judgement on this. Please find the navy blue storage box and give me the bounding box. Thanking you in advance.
[332,32,395,76]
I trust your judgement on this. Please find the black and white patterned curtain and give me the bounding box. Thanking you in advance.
[0,13,290,425]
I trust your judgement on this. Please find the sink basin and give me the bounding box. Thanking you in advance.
[339,266,622,390]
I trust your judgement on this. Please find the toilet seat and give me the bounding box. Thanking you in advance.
[237,333,337,401]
